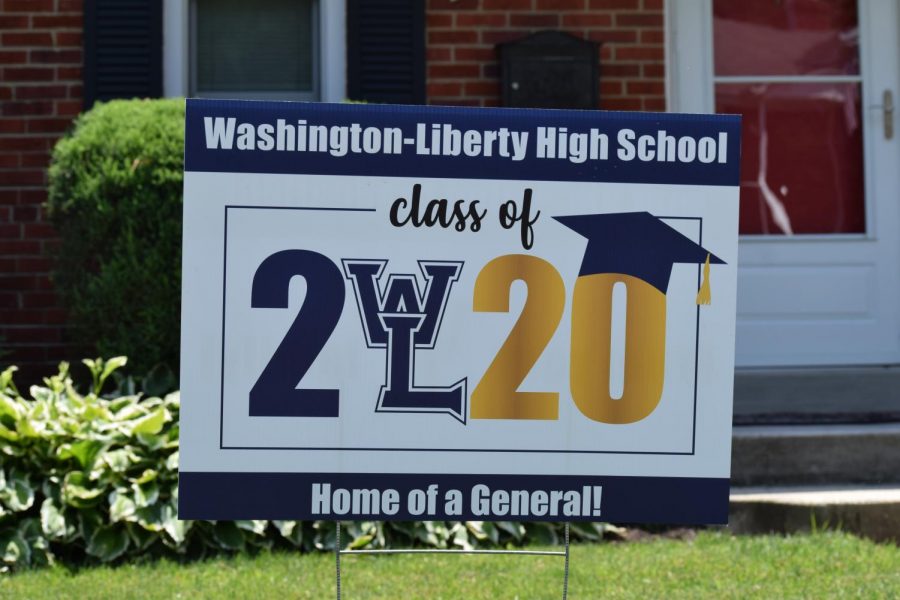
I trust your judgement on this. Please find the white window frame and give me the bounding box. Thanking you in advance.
[162,0,346,102]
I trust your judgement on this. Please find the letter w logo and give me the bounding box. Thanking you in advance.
[343,260,466,423]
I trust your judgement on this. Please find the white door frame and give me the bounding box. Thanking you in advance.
[666,0,900,368]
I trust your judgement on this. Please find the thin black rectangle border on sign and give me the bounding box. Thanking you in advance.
[219,205,703,456]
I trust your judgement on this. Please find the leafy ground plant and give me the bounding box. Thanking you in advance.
[0,358,182,569]
[0,359,610,572]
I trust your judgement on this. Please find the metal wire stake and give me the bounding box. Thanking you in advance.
[335,521,572,599]
[562,522,571,600]
[335,522,342,600]
[343,549,564,556]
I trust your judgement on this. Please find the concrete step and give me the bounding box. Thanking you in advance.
[729,485,900,543]
[733,367,900,425]
[731,423,900,487]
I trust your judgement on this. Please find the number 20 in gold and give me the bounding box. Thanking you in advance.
[471,255,667,424]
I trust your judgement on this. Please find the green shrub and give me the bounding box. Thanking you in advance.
[47,99,185,376]
[0,360,609,571]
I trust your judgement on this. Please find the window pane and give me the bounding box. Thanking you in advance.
[196,0,313,93]
[713,0,859,76]
[716,83,864,234]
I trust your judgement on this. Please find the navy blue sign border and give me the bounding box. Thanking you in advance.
[178,472,729,524]
[220,205,705,456]
[185,99,741,187]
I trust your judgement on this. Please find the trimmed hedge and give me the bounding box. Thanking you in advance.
[47,99,185,376]
[0,360,610,571]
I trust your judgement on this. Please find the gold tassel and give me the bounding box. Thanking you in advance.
[696,253,712,305]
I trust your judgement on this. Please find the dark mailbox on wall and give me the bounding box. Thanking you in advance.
[498,31,600,110]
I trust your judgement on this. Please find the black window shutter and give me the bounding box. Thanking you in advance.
[347,0,425,104]
[83,0,163,108]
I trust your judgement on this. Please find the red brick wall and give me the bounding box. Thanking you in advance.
[426,0,665,111]
[0,0,83,381]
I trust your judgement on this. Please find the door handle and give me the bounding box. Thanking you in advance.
[872,90,895,140]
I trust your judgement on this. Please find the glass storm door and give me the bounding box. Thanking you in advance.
[670,0,900,367]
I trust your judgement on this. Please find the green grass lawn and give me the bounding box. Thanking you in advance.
[2,531,898,599]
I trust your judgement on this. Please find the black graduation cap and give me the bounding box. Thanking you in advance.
[553,211,724,302]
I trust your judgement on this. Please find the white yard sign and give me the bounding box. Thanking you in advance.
[179,100,740,523]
